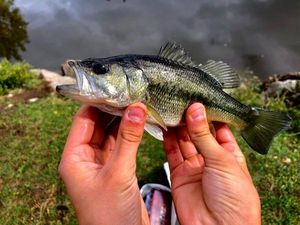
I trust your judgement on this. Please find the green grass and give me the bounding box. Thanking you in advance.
[0,96,79,224]
[0,80,299,224]
[0,95,166,224]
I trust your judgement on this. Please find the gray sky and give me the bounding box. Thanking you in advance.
[15,0,300,78]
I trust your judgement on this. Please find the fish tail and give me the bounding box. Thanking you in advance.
[241,107,291,154]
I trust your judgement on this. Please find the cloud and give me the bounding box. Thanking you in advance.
[15,0,300,77]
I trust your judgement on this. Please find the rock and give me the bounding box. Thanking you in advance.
[265,79,299,96]
[31,69,75,91]
[263,72,300,106]
[28,97,39,103]
[6,103,14,109]
[282,157,292,164]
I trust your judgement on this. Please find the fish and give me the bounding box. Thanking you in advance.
[56,42,291,154]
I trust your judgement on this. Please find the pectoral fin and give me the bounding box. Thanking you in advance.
[144,123,163,141]
[146,104,167,131]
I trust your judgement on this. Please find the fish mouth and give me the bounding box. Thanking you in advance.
[57,60,109,103]
[56,84,80,97]
[57,60,88,98]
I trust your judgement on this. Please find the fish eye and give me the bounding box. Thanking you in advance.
[92,64,109,75]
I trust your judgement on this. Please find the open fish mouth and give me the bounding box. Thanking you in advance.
[56,60,109,103]
[56,83,80,97]
[57,60,86,98]
[59,60,92,95]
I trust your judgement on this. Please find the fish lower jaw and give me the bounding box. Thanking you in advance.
[56,84,101,103]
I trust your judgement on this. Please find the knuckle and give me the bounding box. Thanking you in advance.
[58,161,66,178]
[235,152,246,164]
[178,129,190,142]
[57,157,72,180]
[190,127,211,142]
[120,127,142,143]
[166,147,180,155]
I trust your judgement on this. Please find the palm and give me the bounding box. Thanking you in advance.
[63,117,119,183]
[171,154,203,189]
[170,154,216,223]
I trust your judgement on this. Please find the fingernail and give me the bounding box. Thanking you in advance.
[127,107,145,123]
[191,105,204,121]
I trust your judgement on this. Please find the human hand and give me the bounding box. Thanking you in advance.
[163,103,261,225]
[59,103,150,225]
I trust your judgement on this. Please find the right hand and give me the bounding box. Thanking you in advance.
[163,103,261,225]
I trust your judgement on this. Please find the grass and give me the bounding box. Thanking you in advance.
[0,95,79,224]
[0,94,166,224]
[0,78,299,224]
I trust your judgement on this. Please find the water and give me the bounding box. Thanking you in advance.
[15,0,300,79]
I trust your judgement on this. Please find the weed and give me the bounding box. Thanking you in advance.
[0,59,42,95]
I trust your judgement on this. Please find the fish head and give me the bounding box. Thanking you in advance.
[57,58,131,107]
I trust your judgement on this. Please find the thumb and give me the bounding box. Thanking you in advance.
[110,103,147,172]
[186,103,232,161]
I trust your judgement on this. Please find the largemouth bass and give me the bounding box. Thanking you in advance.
[57,42,291,154]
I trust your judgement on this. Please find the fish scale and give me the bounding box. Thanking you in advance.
[140,59,249,127]
[146,83,189,126]
[57,42,291,154]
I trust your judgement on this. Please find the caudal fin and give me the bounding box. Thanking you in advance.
[241,108,291,154]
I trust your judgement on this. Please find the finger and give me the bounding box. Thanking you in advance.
[214,122,251,178]
[59,106,101,180]
[163,128,184,172]
[65,105,100,151]
[110,103,147,171]
[89,119,104,147]
[186,103,225,160]
[100,117,120,151]
[90,113,116,147]
[95,134,116,164]
[176,126,198,159]
[209,122,216,138]
[96,119,120,165]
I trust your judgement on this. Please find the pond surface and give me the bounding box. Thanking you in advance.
[16,0,300,78]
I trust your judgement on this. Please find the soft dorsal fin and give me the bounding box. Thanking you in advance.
[199,60,240,89]
[158,42,196,67]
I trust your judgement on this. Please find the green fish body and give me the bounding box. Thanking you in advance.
[57,42,291,154]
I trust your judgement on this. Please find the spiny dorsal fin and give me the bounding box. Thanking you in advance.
[199,60,240,89]
[158,42,196,67]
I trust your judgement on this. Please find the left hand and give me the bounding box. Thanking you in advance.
[59,103,150,225]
